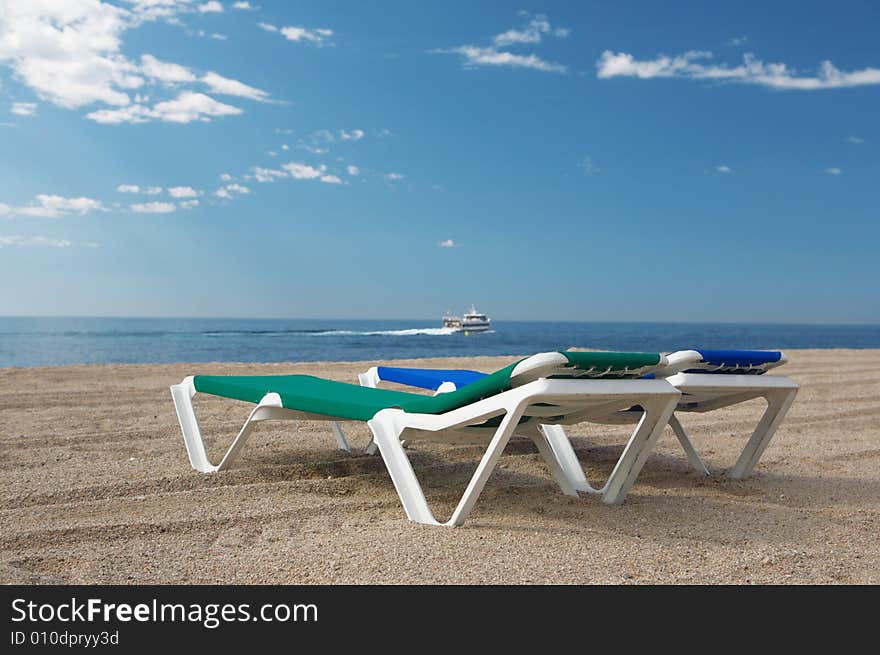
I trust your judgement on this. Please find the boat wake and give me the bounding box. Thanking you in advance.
[202,327,465,337]
[317,327,459,337]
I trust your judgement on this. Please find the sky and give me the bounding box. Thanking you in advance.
[0,0,878,323]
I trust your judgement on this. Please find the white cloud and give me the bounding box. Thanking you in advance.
[717,165,732,173]
[727,36,748,47]
[11,102,37,116]
[0,3,264,125]
[377,128,393,138]
[259,22,334,46]
[87,91,243,124]
[346,165,360,176]
[140,54,196,83]
[232,2,254,9]
[167,186,201,198]
[437,13,568,74]
[596,50,880,90]
[179,199,199,209]
[825,167,842,175]
[219,173,233,181]
[385,172,403,181]
[580,156,599,175]
[252,166,286,182]
[0,203,10,216]
[201,71,270,101]
[131,201,176,213]
[283,162,324,179]
[493,14,569,47]
[442,46,566,73]
[0,235,76,248]
[117,184,141,193]
[0,1,141,109]
[144,186,163,195]
[214,182,249,198]
[281,143,289,150]
[438,239,457,248]
[847,135,864,144]
[198,1,224,13]
[280,162,343,184]
[14,194,105,218]
[339,129,364,140]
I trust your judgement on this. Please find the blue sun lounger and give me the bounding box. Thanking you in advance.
[335,350,798,493]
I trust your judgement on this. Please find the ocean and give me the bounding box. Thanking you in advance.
[1,317,878,368]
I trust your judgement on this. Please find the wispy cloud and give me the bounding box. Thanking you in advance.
[597,50,880,90]
[131,201,176,214]
[9,195,105,218]
[87,92,243,124]
[258,22,334,46]
[580,156,600,175]
[232,2,255,10]
[11,102,37,117]
[385,172,404,181]
[140,54,196,84]
[167,186,202,198]
[201,71,271,102]
[717,164,732,173]
[493,14,569,47]
[0,235,99,249]
[825,167,843,175]
[198,2,224,13]
[726,35,748,47]
[435,12,568,73]
[339,129,364,141]
[214,183,251,198]
[252,166,286,182]
[438,239,457,248]
[847,135,865,144]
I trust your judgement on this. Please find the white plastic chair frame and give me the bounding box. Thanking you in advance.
[341,350,799,491]
[172,353,680,526]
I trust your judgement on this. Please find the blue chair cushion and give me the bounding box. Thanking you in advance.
[376,366,488,391]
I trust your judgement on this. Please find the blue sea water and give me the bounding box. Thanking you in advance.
[1,317,879,369]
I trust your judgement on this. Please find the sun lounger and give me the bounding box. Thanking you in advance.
[347,349,799,491]
[171,351,680,526]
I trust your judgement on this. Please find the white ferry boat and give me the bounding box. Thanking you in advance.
[442,305,492,333]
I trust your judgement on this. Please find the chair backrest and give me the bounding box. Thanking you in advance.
[509,351,667,386]
[660,349,787,376]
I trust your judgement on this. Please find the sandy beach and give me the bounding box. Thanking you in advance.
[1,349,877,584]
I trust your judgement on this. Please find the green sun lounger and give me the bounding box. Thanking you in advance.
[171,351,681,526]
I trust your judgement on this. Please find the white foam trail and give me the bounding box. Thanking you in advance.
[316,327,458,336]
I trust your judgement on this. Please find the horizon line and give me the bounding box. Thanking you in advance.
[1,314,878,328]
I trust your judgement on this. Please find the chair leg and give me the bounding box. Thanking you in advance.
[729,387,798,479]
[602,394,679,505]
[330,422,352,453]
[668,414,710,475]
[539,424,597,492]
[171,382,264,473]
[528,432,579,497]
[368,411,438,525]
[368,405,526,527]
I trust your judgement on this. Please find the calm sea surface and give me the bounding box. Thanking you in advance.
[1,317,878,368]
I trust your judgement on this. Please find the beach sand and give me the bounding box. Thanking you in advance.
[1,349,877,584]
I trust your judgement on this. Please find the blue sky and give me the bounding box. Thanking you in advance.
[0,0,877,323]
